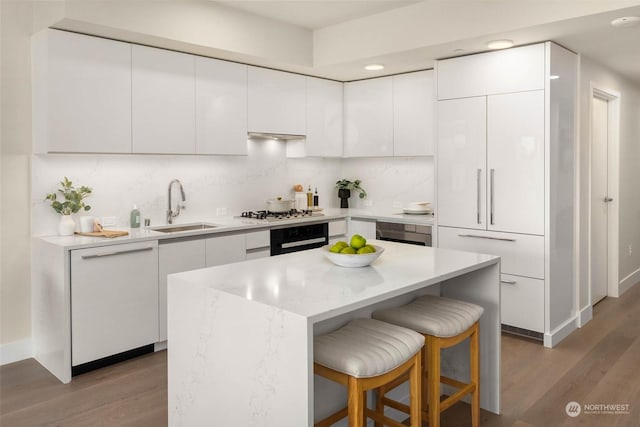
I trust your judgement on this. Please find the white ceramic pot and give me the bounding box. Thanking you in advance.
[266,198,294,213]
[79,215,95,233]
[58,215,76,236]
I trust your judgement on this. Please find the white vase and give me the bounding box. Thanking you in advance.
[58,215,75,236]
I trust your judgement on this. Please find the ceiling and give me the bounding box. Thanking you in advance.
[220,0,640,84]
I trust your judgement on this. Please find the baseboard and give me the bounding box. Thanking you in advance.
[577,305,593,327]
[543,316,577,348]
[618,268,640,296]
[0,338,33,365]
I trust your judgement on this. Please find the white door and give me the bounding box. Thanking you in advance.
[487,91,545,235]
[591,95,609,304]
[437,97,487,230]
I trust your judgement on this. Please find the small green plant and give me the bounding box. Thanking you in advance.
[335,179,367,199]
[45,177,92,215]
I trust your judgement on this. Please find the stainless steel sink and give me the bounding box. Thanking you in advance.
[149,223,218,233]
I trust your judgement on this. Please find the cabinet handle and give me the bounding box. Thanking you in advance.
[490,168,495,225]
[81,246,154,260]
[458,233,516,242]
[604,197,614,203]
[501,280,517,285]
[477,168,482,224]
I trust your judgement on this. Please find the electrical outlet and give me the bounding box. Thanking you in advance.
[392,201,402,209]
[101,216,116,227]
[629,244,633,257]
[216,208,228,216]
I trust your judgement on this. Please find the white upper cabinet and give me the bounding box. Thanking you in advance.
[305,76,343,157]
[343,76,394,157]
[393,70,435,156]
[437,44,545,100]
[132,45,195,154]
[247,67,306,136]
[487,91,545,235]
[437,97,487,230]
[32,29,132,153]
[195,57,248,155]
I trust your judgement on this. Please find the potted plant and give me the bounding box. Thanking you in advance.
[45,177,92,236]
[335,179,367,208]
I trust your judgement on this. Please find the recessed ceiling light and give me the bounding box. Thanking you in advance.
[611,16,640,27]
[487,39,514,50]
[364,64,384,71]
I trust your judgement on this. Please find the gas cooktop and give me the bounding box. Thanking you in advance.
[239,209,324,222]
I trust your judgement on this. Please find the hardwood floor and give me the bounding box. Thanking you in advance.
[2,283,639,426]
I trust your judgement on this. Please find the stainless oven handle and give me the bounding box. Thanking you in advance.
[281,237,327,249]
[458,233,516,242]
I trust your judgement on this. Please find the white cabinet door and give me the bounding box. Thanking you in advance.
[437,43,545,100]
[393,70,435,156]
[206,234,246,266]
[348,219,377,240]
[132,45,195,154]
[247,67,306,135]
[158,239,206,341]
[33,30,132,153]
[487,91,545,235]
[437,97,487,230]
[501,274,544,332]
[305,76,343,157]
[343,77,393,157]
[195,57,248,155]
[71,241,159,366]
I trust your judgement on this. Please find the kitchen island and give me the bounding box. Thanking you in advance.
[167,240,500,426]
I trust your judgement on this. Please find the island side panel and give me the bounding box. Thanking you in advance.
[440,261,501,414]
[31,238,72,383]
[168,276,312,426]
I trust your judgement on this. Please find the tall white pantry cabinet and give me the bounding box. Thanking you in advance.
[435,42,577,347]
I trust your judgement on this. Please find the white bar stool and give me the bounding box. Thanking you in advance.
[372,295,484,427]
[314,318,424,427]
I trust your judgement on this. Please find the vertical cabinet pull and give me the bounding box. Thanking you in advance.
[477,168,482,224]
[490,168,495,225]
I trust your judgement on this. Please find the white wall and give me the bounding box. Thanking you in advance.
[578,56,640,310]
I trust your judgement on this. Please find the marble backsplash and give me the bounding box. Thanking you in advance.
[31,140,434,235]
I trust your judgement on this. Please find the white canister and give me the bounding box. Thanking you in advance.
[79,215,95,233]
[294,192,307,210]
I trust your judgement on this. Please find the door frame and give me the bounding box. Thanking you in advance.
[588,84,620,300]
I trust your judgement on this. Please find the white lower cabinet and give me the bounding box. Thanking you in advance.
[70,241,159,366]
[329,219,348,243]
[158,238,206,342]
[501,274,544,333]
[348,219,377,240]
[246,230,271,259]
[206,234,246,266]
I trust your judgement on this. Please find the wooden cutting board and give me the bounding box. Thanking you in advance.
[75,230,129,238]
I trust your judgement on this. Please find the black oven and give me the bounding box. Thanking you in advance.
[376,221,432,246]
[270,222,329,255]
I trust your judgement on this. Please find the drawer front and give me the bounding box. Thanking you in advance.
[501,274,544,332]
[438,226,544,279]
[328,219,347,237]
[246,230,270,250]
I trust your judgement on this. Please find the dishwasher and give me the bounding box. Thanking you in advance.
[376,221,432,246]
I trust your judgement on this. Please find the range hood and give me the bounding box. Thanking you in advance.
[248,132,306,141]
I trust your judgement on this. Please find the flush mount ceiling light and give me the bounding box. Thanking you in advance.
[487,39,514,50]
[364,64,385,71]
[611,16,640,27]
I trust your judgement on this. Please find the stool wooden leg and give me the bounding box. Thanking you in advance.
[409,351,422,427]
[426,335,441,427]
[470,324,480,427]
[422,344,428,421]
[348,376,364,427]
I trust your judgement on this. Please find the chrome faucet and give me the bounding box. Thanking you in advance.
[167,179,186,224]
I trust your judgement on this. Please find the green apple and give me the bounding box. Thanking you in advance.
[329,241,348,253]
[350,234,367,250]
[357,246,375,254]
[340,246,357,254]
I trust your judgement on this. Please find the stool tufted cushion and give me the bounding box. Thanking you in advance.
[314,318,424,378]
[372,295,484,338]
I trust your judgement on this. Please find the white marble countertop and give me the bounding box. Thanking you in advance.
[35,208,434,250]
[169,239,497,323]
